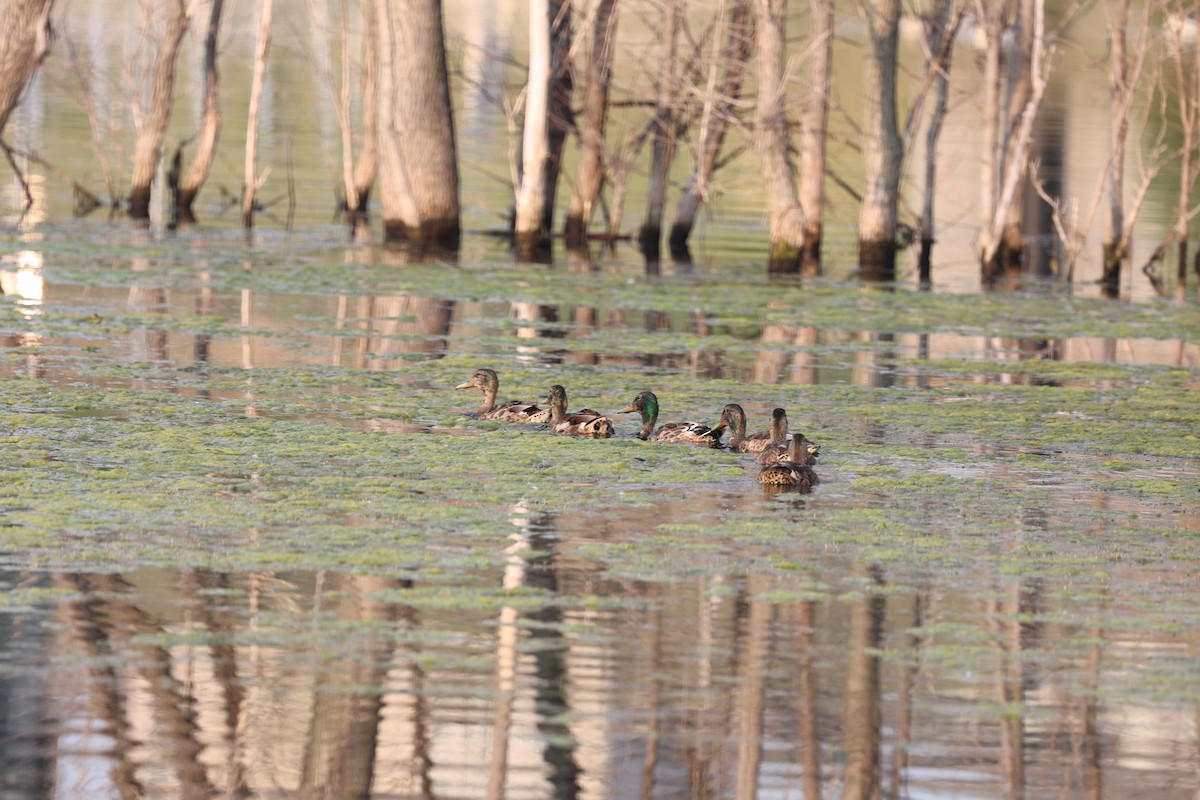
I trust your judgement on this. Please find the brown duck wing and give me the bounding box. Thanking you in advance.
[484,401,544,422]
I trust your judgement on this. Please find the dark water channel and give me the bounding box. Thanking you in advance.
[1,229,1198,798]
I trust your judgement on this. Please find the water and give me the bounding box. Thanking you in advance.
[1,2,1199,798]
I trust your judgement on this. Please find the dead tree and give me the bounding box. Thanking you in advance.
[309,0,378,234]
[669,0,753,258]
[175,0,224,225]
[543,0,573,236]
[563,0,618,246]
[129,0,189,221]
[373,0,460,249]
[0,0,54,137]
[858,0,902,280]
[639,0,684,258]
[514,0,553,254]
[242,0,273,227]
[754,0,807,271]
[798,0,835,275]
[913,0,964,284]
[979,0,1051,283]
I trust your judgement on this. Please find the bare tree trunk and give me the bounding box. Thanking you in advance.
[917,0,959,284]
[798,0,834,275]
[543,0,573,235]
[374,0,460,248]
[981,0,1048,283]
[176,0,224,225]
[1101,0,1130,298]
[754,0,806,271]
[639,0,683,258]
[350,0,378,231]
[130,0,189,221]
[669,0,752,257]
[564,0,617,245]
[514,0,552,254]
[242,0,273,227]
[0,0,54,136]
[978,0,1009,279]
[858,0,902,281]
[316,0,377,232]
[995,0,1036,272]
[1170,0,1200,292]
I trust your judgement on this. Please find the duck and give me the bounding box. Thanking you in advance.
[758,432,820,490]
[617,390,726,446]
[733,406,820,465]
[544,385,615,437]
[455,368,546,422]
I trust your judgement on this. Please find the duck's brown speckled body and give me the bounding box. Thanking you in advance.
[545,385,615,438]
[456,368,545,422]
[758,432,820,490]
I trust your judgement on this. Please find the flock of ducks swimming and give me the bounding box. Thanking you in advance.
[455,368,820,491]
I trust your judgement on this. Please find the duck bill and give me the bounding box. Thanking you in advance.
[709,420,727,435]
[616,403,638,414]
[454,380,475,390]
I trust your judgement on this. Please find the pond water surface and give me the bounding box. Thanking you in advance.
[2,1,1200,796]
[1,226,1198,799]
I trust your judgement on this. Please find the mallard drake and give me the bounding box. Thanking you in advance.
[617,390,726,446]
[545,385,615,437]
[758,432,820,490]
[455,368,545,422]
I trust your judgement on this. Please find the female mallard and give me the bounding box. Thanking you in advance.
[738,406,820,465]
[455,368,546,422]
[722,403,784,454]
[617,390,725,446]
[758,432,820,490]
[545,385,615,437]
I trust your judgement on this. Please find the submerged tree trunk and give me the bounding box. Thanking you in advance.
[995,0,1036,273]
[0,0,54,136]
[981,0,1048,284]
[129,0,189,221]
[176,0,224,225]
[754,0,806,271]
[564,0,617,245]
[1101,0,1130,298]
[542,0,573,235]
[797,0,834,275]
[858,0,902,281]
[917,0,958,284]
[639,0,683,258]
[242,0,273,227]
[374,0,460,248]
[514,0,552,254]
[669,0,752,257]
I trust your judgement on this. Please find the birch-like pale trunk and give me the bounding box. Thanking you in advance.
[130,0,189,221]
[514,0,552,254]
[753,0,806,271]
[177,0,224,224]
[858,0,902,280]
[564,0,617,245]
[242,0,273,227]
[798,0,834,274]
[670,0,752,256]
